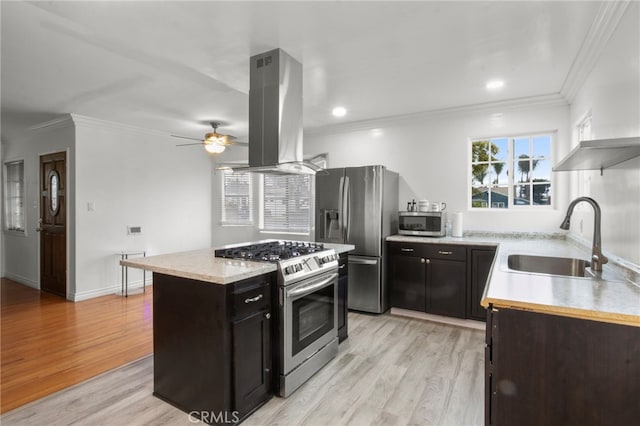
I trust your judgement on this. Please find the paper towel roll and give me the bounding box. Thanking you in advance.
[452,211,463,237]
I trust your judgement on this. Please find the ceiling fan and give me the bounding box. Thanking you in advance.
[172,122,241,154]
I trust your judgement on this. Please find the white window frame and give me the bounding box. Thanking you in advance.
[470,133,553,210]
[259,173,311,234]
[4,159,26,233]
[577,112,592,142]
[219,170,253,226]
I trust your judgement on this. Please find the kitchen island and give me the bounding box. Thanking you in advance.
[388,233,640,425]
[121,241,353,425]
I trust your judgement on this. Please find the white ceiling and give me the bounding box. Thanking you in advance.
[1,1,604,143]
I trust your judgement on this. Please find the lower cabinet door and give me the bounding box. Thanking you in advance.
[232,309,271,418]
[390,255,426,312]
[428,259,466,318]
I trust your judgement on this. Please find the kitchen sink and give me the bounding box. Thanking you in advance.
[507,254,591,278]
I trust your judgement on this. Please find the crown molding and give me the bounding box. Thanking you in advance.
[305,93,568,137]
[560,1,631,103]
[28,113,170,138]
[69,114,169,137]
[28,114,75,132]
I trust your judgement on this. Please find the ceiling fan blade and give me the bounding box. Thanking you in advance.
[171,134,204,142]
[176,142,205,147]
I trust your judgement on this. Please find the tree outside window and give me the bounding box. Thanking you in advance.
[471,134,552,208]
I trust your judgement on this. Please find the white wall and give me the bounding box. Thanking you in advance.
[2,118,76,289]
[304,100,571,234]
[2,114,213,300]
[73,115,212,300]
[568,2,640,266]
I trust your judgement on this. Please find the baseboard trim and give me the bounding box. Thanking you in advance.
[2,273,38,289]
[390,308,486,331]
[73,279,153,301]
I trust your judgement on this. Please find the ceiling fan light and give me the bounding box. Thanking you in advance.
[205,141,226,154]
[205,132,229,146]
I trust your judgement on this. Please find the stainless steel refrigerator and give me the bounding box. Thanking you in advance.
[315,165,398,313]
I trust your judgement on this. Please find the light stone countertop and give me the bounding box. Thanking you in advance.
[120,241,355,285]
[386,234,640,327]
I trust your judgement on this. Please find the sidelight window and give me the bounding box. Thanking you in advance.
[471,134,552,208]
[4,160,25,232]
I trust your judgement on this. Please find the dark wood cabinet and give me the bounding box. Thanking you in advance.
[388,242,466,318]
[486,307,640,425]
[153,272,274,424]
[337,253,349,342]
[390,252,427,311]
[468,247,496,321]
[231,282,272,419]
[428,257,466,318]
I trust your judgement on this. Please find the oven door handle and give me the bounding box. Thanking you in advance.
[286,273,338,298]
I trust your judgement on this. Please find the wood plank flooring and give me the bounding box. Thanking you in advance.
[0,278,153,413]
[1,304,485,425]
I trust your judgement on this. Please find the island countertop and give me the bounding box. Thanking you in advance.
[386,234,640,327]
[120,241,355,285]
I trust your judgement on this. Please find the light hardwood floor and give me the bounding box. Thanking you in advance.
[1,293,485,426]
[0,278,153,413]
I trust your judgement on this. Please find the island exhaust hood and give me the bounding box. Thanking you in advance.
[229,49,323,175]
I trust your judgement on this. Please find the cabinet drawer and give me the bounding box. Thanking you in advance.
[233,283,271,319]
[388,242,426,257]
[424,245,466,261]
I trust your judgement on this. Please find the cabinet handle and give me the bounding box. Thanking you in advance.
[401,248,414,252]
[426,258,431,264]
[339,264,346,269]
[264,312,271,319]
[420,258,425,263]
[244,294,263,304]
[438,250,453,255]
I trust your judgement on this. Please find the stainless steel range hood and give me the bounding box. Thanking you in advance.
[230,49,323,175]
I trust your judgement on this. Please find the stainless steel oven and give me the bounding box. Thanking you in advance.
[278,252,339,397]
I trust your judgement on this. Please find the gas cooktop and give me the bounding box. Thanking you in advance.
[214,240,326,263]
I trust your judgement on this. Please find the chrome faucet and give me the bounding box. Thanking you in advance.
[560,197,608,271]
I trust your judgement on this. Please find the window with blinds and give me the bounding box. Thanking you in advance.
[220,171,252,225]
[261,174,311,232]
[4,160,25,232]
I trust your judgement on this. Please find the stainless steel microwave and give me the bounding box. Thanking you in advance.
[398,211,446,237]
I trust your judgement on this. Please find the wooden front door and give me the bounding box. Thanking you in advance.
[40,152,67,298]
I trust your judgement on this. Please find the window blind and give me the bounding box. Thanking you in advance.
[221,171,252,224]
[5,160,25,232]
[262,174,311,232]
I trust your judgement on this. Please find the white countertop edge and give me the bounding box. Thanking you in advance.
[120,242,353,285]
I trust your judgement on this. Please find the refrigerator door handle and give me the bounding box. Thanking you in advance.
[338,176,345,239]
[344,176,351,241]
[348,257,378,265]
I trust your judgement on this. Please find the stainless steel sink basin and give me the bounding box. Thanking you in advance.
[507,254,591,278]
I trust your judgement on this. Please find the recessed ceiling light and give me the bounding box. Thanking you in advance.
[332,106,347,117]
[486,80,505,90]
[371,128,383,137]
